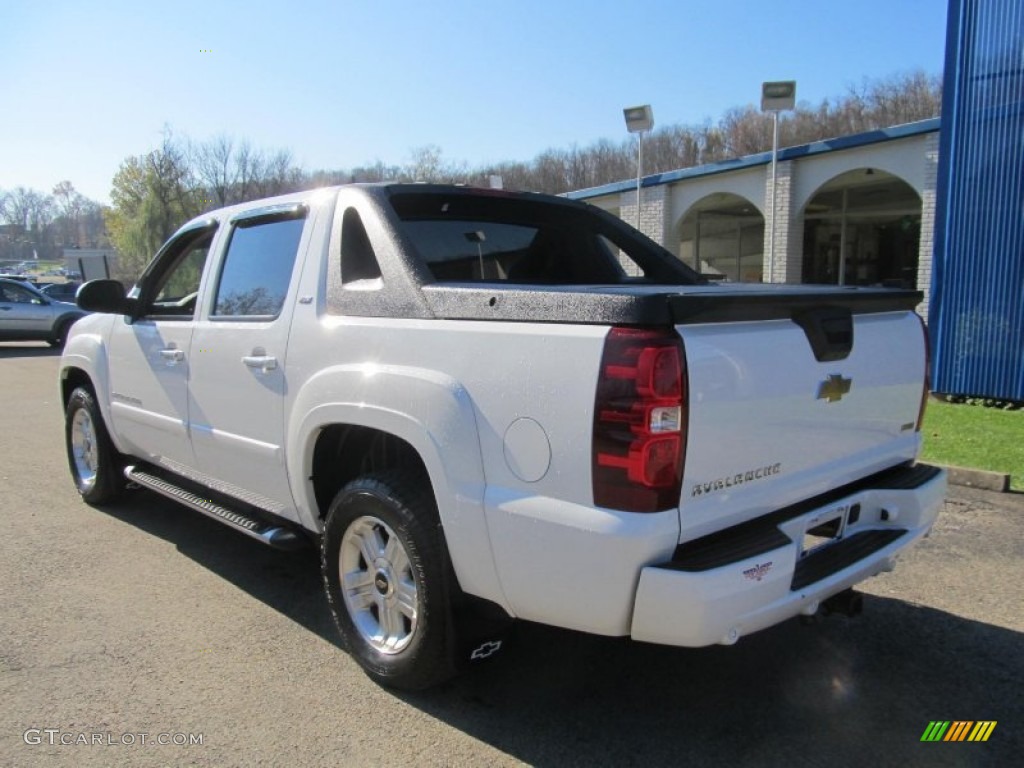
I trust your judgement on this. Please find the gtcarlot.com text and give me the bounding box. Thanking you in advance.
[23,729,204,747]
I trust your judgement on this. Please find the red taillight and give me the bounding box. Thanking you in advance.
[916,314,931,432]
[593,327,688,512]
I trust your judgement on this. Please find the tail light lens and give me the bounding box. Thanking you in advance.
[593,327,688,512]
[916,314,931,432]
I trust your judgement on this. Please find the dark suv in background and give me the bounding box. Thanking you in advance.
[37,281,83,301]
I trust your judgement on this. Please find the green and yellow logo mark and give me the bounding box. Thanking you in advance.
[921,721,997,742]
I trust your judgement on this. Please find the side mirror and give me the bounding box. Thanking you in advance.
[77,279,138,316]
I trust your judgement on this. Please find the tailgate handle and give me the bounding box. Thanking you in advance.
[792,307,853,362]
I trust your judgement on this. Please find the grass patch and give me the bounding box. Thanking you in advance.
[920,400,1024,491]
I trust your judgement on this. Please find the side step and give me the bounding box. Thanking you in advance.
[124,466,306,551]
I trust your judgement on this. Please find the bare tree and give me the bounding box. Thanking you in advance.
[349,160,402,183]
[51,180,88,246]
[191,134,236,207]
[192,136,299,208]
[1,187,54,235]
[305,168,353,187]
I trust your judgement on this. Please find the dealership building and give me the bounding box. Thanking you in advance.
[570,0,1022,402]
[569,121,939,316]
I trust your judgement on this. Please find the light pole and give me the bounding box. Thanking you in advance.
[761,81,796,283]
[623,105,654,229]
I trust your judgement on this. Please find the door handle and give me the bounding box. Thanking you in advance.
[242,355,278,372]
[160,347,185,362]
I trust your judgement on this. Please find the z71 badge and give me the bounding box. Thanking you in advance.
[742,562,774,582]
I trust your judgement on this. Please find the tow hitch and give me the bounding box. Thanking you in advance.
[822,588,864,617]
[800,588,864,624]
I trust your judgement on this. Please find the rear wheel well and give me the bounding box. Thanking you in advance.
[311,425,432,520]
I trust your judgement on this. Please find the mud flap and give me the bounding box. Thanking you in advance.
[450,595,515,669]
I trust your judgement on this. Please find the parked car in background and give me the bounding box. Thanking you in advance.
[0,274,39,285]
[38,281,83,301]
[0,277,86,347]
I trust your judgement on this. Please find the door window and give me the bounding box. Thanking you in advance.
[140,227,217,320]
[212,216,305,318]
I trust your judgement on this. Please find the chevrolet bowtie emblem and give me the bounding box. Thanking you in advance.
[817,374,852,403]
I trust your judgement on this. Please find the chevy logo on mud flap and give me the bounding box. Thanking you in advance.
[817,374,852,403]
[470,641,503,661]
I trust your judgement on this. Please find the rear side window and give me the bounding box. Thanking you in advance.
[340,207,382,283]
[213,215,305,318]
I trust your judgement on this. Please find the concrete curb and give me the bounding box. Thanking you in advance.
[936,463,1012,493]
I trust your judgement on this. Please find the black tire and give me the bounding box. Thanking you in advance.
[64,386,126,505]
[48,319,73,348]
[321,471,456,691]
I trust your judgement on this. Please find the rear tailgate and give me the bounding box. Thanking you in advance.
[671,286,926,544]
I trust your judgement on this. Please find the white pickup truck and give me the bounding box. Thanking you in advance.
[60,184,945,690]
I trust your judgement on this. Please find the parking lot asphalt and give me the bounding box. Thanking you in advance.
[1,342,1021,767]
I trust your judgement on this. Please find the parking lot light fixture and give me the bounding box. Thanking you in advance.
[623,105,654,229]
[761,81,796,284]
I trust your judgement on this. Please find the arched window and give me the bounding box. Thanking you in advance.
[678,194,764,282]
[802,169,921,287]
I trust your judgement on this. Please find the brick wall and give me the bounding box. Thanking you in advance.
[620,184,669,245]
[618,185,669,276]
[762,160,795,283]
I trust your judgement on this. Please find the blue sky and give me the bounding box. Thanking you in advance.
[2,0,949,204]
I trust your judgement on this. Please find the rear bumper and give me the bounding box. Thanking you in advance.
[630,463,946,647]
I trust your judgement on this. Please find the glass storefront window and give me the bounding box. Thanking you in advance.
[802,170,922,287]
[678,195,764,282]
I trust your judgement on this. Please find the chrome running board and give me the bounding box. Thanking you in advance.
[124,465,305,551]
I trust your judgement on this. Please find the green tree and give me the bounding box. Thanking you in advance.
[105,132,198,281]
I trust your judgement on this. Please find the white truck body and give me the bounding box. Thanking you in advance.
[60,184,945,688]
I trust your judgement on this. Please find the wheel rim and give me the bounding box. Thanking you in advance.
[339,515,419,654]
[70,407,99,490]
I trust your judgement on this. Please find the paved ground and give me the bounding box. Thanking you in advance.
[1,342,1021,767]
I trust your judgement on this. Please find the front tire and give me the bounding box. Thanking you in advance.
[322,472,455,691]
[65,387,126,505]
[48,319,74,348]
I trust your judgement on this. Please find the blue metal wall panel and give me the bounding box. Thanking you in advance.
[932,0,1024,401]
